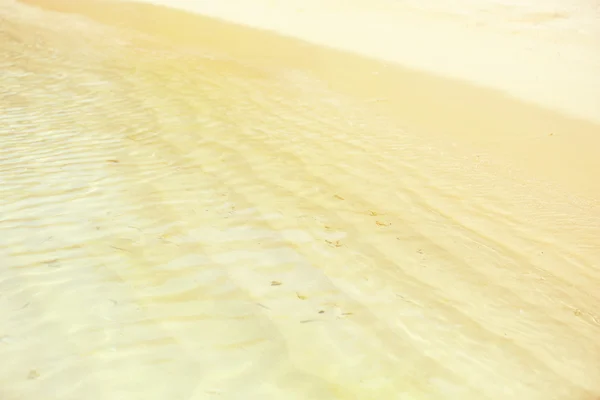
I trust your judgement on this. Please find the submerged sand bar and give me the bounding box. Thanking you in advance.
[1,0,599,399]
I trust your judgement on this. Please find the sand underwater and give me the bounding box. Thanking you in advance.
[1,0,599,399]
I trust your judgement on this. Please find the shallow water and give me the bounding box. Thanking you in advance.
[1,1,599,399]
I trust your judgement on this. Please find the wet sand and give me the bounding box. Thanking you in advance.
[1,0,599,399]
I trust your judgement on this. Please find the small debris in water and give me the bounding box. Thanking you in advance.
[27,370,40,380]
[296,293,307,300]
[270,281,282,286]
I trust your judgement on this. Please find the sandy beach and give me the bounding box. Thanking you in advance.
[1,0,599,399]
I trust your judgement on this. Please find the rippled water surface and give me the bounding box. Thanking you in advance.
[1,1,599,399]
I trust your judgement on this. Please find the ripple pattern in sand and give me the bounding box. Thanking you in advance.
[1,2,599,400]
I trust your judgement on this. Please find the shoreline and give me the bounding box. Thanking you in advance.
[121,0,600,125]
[18,0,600,202]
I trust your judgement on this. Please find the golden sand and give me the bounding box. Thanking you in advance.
[1,0,599,399]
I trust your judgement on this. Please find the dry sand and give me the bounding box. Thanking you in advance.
[1,0,599,399]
